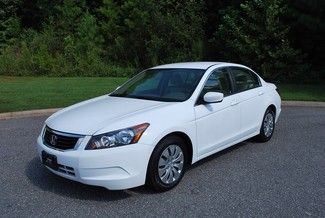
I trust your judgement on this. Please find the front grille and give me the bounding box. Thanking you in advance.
[43,127,80,150]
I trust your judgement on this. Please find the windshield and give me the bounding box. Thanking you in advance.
[110,68,205,102]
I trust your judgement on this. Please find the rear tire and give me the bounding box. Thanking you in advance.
[256,108,275,142]
[146,136,188,192]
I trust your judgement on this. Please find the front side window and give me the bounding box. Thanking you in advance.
[230,67,261,92]
[110,68,205,102]
[201,68,233,97]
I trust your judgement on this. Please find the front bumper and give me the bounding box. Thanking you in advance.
[36,135,154,190]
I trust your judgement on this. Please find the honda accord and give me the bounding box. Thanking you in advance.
[36,62,281,191]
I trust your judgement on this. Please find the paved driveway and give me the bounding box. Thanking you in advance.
[0,106,324,217]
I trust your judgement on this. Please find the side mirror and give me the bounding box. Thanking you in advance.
[203,92,224,103]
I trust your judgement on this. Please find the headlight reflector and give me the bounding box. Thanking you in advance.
[86,123,149,150]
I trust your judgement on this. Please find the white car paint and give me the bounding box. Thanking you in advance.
[36,62,281,190]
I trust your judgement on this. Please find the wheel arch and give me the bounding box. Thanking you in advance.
[154,131,194,165]
[258,104,277,130]
[267,104,276,116]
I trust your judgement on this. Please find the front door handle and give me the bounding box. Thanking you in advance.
[230,100,239,106]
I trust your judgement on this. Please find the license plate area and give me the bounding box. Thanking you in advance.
[42,150,59,171]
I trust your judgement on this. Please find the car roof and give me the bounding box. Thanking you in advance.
[150,62,227,70]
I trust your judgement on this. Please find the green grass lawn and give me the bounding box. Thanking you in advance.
[277,84,325,102]
[0,76,324,113]
[0,76,128,113]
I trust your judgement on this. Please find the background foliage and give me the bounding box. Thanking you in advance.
[0,0,324,82]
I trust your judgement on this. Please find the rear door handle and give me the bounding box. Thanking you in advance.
[258,91,264,96]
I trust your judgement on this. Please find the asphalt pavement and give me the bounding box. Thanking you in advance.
[0,106,324,217]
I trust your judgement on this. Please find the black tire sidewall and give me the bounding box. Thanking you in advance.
[147,136,188,191]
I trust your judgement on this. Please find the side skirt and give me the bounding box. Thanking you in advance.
[194,131,259,163]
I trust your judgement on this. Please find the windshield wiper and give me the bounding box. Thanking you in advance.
[110,94,181,102]
[109,93,126,97]
[109,94,154,100]
[127,95,157,101]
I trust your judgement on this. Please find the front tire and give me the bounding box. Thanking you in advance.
[146,136,188,192]
[256,108,276,142]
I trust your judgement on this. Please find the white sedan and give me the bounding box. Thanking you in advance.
[36,62,281,191]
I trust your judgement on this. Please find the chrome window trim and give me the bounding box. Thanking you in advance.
[45,126,85,138]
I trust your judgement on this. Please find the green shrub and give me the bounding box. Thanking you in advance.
[0,2,136,77]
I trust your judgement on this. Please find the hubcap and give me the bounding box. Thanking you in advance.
[263,113,274,137]
[158,144,184,184]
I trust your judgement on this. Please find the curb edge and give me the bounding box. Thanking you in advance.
[0,108,61,120]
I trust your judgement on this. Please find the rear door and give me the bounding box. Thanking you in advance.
[229,67,264,137]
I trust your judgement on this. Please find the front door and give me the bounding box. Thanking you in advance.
[194,67,240,157]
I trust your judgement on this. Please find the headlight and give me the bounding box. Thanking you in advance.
[86,123,150,150]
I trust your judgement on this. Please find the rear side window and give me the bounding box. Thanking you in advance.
[201,68,233,96]
[230,67,261,92]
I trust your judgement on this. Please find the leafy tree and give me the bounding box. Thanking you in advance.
[72,12,105,75]
[0,0,323,82]
[99,0,205,68]
[203,0,243,58]
[18,0,60,30]
[287,0,325,81]
[0,0,21,50]
[213,0,305,81]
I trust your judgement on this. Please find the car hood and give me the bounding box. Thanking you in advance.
[46,95,168,135]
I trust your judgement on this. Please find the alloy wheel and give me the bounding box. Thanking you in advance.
[263,112,274,137]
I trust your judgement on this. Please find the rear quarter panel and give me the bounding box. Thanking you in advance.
[262,82,282,122]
